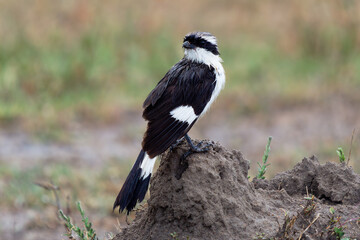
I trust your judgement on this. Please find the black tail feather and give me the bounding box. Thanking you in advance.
[113,150,152,214]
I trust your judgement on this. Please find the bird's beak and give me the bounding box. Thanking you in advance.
[182,41,195,49]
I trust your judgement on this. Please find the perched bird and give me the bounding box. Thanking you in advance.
[113,31,225,214]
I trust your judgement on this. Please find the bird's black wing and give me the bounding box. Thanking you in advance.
[142,60,216,158]
[143,61,185,109]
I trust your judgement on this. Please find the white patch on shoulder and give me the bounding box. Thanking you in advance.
[170,105,198,124]
[140,153,156,179]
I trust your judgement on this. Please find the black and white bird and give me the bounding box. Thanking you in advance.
[113,31,225,214]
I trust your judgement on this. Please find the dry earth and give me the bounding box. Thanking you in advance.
[114,140,360,240]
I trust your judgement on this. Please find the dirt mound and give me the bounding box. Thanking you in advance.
[253,156,360,205]
[113,141,360,240]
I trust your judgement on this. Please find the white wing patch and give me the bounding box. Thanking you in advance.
[140,153,156,179]
[170,105,198,124]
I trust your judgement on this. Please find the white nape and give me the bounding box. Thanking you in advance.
[184,48,223,69]
[170,105,198,124]
[202,35,217,46]
[140,153,156,179]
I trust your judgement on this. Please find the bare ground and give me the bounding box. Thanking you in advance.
[114,140,360,240]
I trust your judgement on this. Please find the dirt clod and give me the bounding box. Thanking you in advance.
[113,141,360,240]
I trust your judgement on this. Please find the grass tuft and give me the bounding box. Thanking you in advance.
[336,147,346,163]
[59,201,98,240]
[256,136,272,179]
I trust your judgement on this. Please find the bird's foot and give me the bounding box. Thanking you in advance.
[180,135,213,161]
[189,140,213,153]
[170,137,184,151]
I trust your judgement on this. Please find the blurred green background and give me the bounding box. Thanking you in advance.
[1,0,360,239]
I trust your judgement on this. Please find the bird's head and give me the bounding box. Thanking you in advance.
[182,32,221,64]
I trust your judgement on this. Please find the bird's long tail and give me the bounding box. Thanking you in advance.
[113,149,156,214]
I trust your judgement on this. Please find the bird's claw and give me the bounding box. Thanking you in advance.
[180,141,213,161]
[193,141,213,152]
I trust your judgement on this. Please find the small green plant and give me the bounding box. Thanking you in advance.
[329,207,335,215]
[170,232,179,240]
[59,201,98,240]
[326,207,359,240]
[256,136,272,179]
[333,226,345,239]
[336,147,346,163]
[170,232,190,240]
[253,232,267,239]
